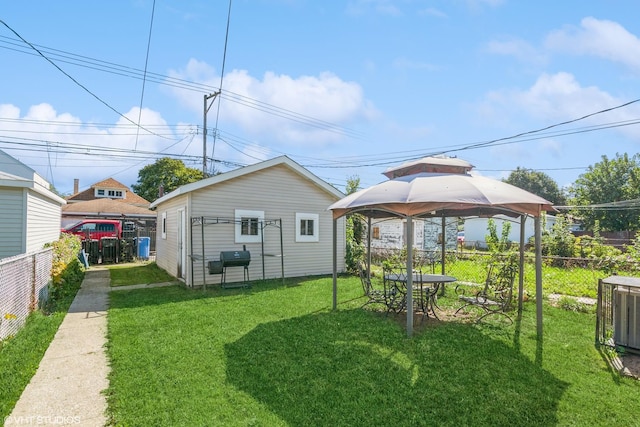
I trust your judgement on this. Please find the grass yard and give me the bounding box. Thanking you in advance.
[108,261,178,287]
[106,274,640,426]
[0,278,82,420]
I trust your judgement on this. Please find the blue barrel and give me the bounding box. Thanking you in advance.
[138,237,150,260]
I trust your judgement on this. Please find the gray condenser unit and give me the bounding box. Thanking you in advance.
[614,287,640,351]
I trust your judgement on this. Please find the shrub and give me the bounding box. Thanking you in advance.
[46,234,85,309]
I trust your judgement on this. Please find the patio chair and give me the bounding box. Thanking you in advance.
[454,257,518,323]
[382,268,407,313]
[358,263,404,314]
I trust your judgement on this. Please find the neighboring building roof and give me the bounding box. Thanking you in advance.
[150,155,344,208]
[62,198,156,217]
[67,177,150,207]
[0,149,66,205]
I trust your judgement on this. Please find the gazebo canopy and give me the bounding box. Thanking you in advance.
[330,171,555,219]
[329,156,555,338]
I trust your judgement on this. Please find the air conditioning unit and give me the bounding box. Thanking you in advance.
[614,287,640,351]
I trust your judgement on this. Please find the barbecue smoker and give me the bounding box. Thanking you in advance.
[209,245,251,288]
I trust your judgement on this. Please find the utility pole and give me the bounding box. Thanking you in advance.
[203,91,220,177]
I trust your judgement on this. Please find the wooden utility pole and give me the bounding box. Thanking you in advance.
[203,92,220,176]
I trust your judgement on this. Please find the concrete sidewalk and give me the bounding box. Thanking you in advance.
[5,268,110,427]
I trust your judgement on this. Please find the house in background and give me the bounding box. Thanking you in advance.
[370,217,458,252]
[462,214,557,249]
[63,177,154,227]
[150,156,346,287]
[0,149,66,259]
[63,178,156,251]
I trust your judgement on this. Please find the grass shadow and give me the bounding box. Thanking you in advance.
[225,309,568,426]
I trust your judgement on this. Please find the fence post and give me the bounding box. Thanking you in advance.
[30,253,36,312]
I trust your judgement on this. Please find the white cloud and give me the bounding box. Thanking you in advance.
[392,57,439,71]
[478,72,640,148]
[485,37,547,65]
[545,17,640,72]
[0,103,184,194]
[465,0,505,10]
[419,7,447,18]
[345,0,402,16]
[167,61,378,146]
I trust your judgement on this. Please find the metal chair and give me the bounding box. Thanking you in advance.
[455,258,518,323]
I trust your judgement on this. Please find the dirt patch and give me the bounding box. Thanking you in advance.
[616,353,640,379]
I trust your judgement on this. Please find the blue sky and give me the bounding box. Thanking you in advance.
[1,0,639,197]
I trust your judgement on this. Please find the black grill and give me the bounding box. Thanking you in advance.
[220,250,251,267]
[210,246,251,288]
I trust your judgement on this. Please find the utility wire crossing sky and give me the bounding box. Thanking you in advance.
[1,1,640,196]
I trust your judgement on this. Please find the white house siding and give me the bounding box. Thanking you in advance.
[370,217,457,252]
[186,164,345,286]
[25,190,62,253]
[0,188,26,258]
[370,218,424,249]
[462,214,556,248]
[154,195,188,281]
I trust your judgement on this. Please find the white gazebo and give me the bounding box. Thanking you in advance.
[329,156,555,338]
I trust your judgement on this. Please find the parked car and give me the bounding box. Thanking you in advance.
[457,231,465,244]
[62,219,123,241]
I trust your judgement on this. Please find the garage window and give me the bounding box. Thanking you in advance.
[296,213,319,242]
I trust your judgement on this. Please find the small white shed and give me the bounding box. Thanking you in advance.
[150,156,346,287]
[0,150,66,259]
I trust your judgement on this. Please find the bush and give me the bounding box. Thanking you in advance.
[46,234,85,309]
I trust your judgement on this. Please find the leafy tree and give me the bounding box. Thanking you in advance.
[132,158,204,203]
[345,176,365,272]
[485,218,514,253]
[504,167,567,205]
[540,214,576,258]
[568,153,640,232]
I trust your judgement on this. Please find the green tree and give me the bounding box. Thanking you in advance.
[345,176,365,272]
[485,218,514,253]
[540,214,576,258]
[504,167,567,205]
[568,153,640,231]
[132,158,204,203]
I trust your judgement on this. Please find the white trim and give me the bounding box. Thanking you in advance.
[296,212,319,242]
[235,209,264,243]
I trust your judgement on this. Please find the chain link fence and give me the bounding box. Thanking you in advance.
[0,248,53,341]
[367,247,640,299]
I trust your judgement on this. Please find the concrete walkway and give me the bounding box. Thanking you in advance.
[5,268,110,427]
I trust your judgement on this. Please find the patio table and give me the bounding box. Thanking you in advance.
[384,273,457,320]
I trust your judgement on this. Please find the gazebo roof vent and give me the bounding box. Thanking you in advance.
[383,155,474,179]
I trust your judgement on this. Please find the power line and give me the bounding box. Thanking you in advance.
[134,0,156,150]
[0,34,366,140]
[211,0,233,174]
[0,19,172,141]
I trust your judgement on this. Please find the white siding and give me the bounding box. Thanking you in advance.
[156,163,346,287]
[462,214,556,248]
[0,188,26,258]
[154,196,189,281]
[25,190,62,253]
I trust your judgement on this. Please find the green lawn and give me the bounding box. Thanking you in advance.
[106,274,640,426]
[107,261,178,287]
[0,277,82,420]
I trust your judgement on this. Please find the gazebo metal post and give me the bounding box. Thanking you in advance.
[439,214,446,295]
[535,215,543,338]
[367,216,372,280]
[333,218,338,310]
[279,219,284,285]
[201,216,206,290]
[406,216,414,338]
[518,215,527,314]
